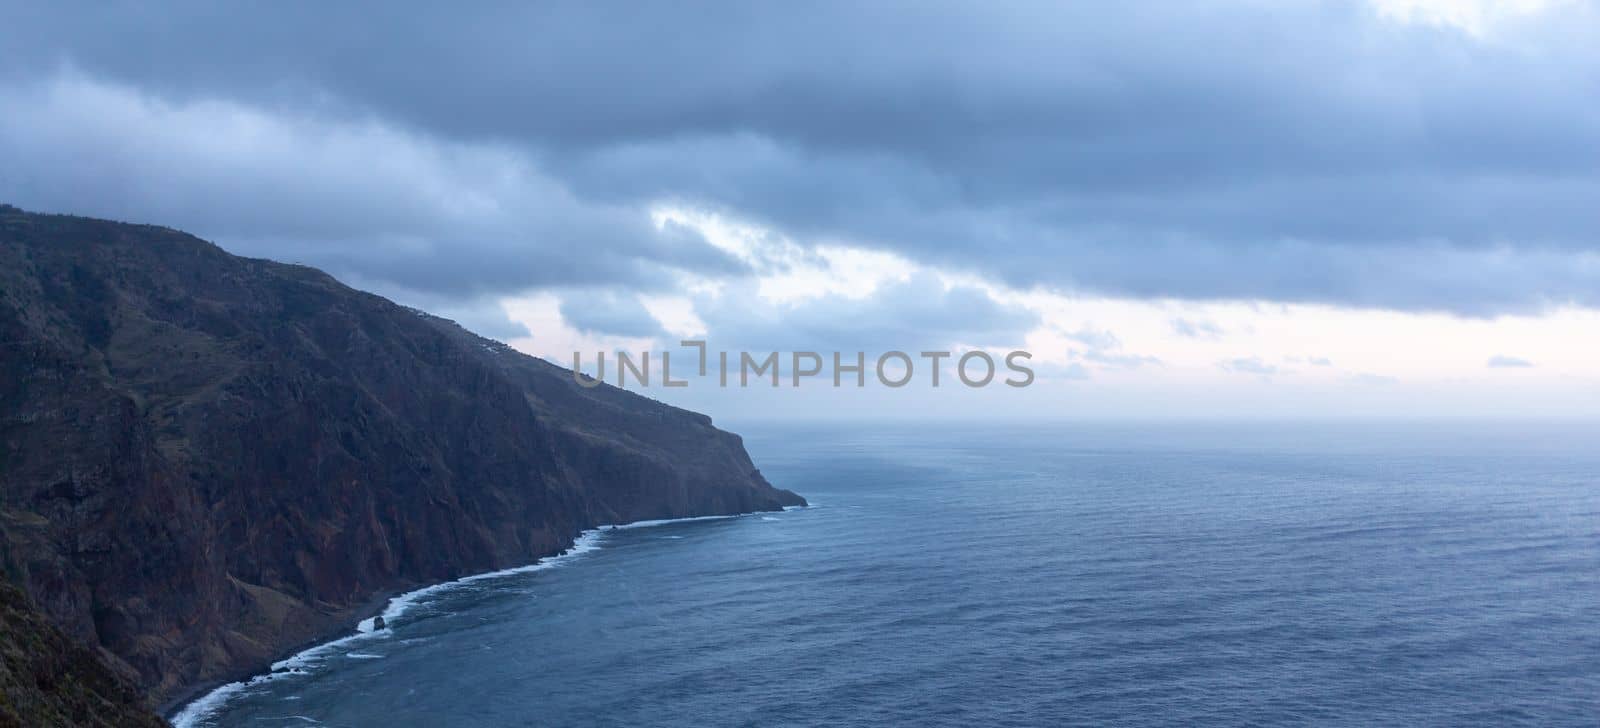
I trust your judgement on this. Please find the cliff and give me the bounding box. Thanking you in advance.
[0,204,803,714]
[0,583,166,727]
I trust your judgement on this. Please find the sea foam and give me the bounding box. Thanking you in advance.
[168,510,788,727]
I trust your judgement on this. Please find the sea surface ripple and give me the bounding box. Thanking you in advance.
[181,422,1600,727]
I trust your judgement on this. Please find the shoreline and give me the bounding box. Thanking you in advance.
[153,586,401,717]
[166,506,801,727]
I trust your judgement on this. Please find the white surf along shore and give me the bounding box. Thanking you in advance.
[169,508,801,728]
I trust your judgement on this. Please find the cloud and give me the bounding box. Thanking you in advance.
[1487,355,1535,368]
[1081,350,1163,370]
[1171,317,1225,339]
[559,291,665,339]
[1062,327,1122,351]
[0,74,744,299]
[1034,362,1092,381]
[1054,324,1162,370]
[4,2,1600,316]
[345,279,534,342]
[1220,357,1282,377]
[684,273,1040,356]
[1371,0,1575,35]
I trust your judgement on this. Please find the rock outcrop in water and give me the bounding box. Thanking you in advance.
[0,204,804,713]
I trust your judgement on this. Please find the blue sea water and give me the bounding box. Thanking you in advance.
[179,422,1600,726]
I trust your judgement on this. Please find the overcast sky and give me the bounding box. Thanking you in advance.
[3,0,1598,419]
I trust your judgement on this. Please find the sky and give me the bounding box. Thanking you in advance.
[3,0,1598,420]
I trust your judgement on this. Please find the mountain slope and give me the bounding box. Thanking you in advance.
[0,583,167,727]
[0,204,803,711]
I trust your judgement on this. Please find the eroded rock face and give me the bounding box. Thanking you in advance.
[0,205,803,708]
[0,583,167,727]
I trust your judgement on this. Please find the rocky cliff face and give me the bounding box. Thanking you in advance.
[0,583,166,727]
[0,204,803,713]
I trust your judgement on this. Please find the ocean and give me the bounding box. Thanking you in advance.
[174,421,1600,726]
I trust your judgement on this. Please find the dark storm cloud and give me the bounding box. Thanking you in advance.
[0,75,747,299]
[4,1,1600,314]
